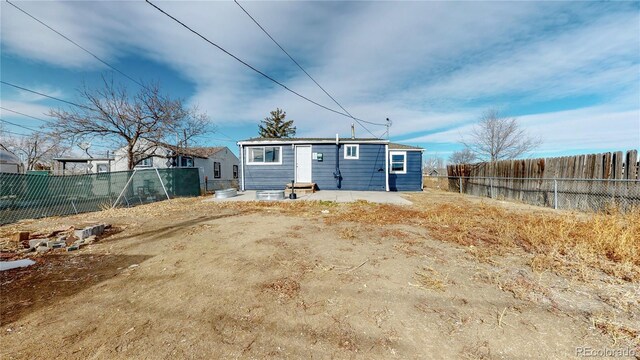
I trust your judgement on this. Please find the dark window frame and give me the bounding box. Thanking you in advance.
[214,162,221,179]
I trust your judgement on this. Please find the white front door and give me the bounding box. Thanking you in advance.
[295,146,312,183]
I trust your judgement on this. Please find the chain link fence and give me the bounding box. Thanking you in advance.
[0,168,201,225]
[423,176,640,212]
[204,179,239,194]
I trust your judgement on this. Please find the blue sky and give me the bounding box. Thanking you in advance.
[1,1,638,160]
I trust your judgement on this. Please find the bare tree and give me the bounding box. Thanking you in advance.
[2,132,69,170]
[448,148,477,165]
[462,109,541,162]
[423,155,444,174]
[49,78,211,169]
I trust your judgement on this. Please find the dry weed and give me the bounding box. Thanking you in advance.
[411,267,446,291]
[262,277,301,300]
[590,313,640,345]
[338,227,357,240]
[324,199,640,282]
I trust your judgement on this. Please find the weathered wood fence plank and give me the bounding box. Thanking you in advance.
[446,149,639,211]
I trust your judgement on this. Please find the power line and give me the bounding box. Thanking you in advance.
[0,81,89,109]
[214,129,237,142]
[0,106,54,124]
[5,0,145,89]
[145,0,381,136]
[233,0,385,131]
[0,128,31,137]
[0,118,40,132]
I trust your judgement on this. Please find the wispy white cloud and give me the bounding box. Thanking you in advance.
[0,1,638,151]
[406,103,640,154]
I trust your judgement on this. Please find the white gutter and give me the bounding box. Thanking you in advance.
[420,149,424,191]
[239,144,245,191]
[385,144,390,192]
[238,139,389,146]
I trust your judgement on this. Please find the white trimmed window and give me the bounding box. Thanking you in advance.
[136,157,153,167]
[97,163,109,173]
[344,144,359,159]
[247,146,282,165]
[214,162,221,178]
[180,156,194,167]
[389,151,407,174]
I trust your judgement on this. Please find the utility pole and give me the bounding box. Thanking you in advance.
[183,129,187,149]
[385,118,392,140]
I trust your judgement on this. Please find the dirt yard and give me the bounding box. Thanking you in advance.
[1,190,638,359]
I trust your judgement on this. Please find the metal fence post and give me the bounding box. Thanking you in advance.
[155,168,171,200]
[459,177,462,194]
[490,177,494,198]
[553,179,558,210]
[113,169,137,208]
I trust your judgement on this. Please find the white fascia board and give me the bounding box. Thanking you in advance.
[238,140,390,146]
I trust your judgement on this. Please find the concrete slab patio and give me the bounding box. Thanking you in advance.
[204,190,413,205]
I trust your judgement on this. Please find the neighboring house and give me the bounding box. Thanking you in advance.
[428,169,440,176]
[0,148,23,174]
[52,157,115,175]
[237,137,423,192]
[111,142,239,191]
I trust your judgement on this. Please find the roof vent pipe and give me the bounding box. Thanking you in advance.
[351,124,355,139]
[336,133,339,145]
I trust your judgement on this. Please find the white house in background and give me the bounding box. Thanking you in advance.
[0,148,23,173]
[111,142,240,190]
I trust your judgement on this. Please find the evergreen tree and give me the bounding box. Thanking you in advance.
[258,108,296,138]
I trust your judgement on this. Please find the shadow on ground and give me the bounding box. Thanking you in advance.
[0,253,152,326]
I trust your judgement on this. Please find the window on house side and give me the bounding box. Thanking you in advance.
[390,152,406,174]
[247,146,281,164]
[180,156,194,167]
[214,162,221,178]
[233,165,238,179]
[136,158,153,167]
[344,144,359,159]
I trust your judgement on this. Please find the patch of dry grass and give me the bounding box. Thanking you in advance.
[323,199,640,281]
[590,313,640,345]
[411,266,447,291]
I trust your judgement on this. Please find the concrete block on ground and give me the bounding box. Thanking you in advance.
[29,239,46,249]
[74,224,106,240]
[46,241,66,249]
[84,235,97,244]
[36,246,49,253]
[65,235,78,246]
[14,232,29,242]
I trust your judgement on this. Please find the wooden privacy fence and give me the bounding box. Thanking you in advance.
[445,150,639,211]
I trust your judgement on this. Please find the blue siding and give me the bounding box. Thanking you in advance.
[243,146,294,190]
[312,144,386,191]
[389,151,422,191]
[242,143,385,191]
[242,142,422,192]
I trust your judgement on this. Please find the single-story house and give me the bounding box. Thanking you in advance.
[111,142,240,191]
[237,137,423,192]
[52,156,114,175]
[0,148,23,174]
